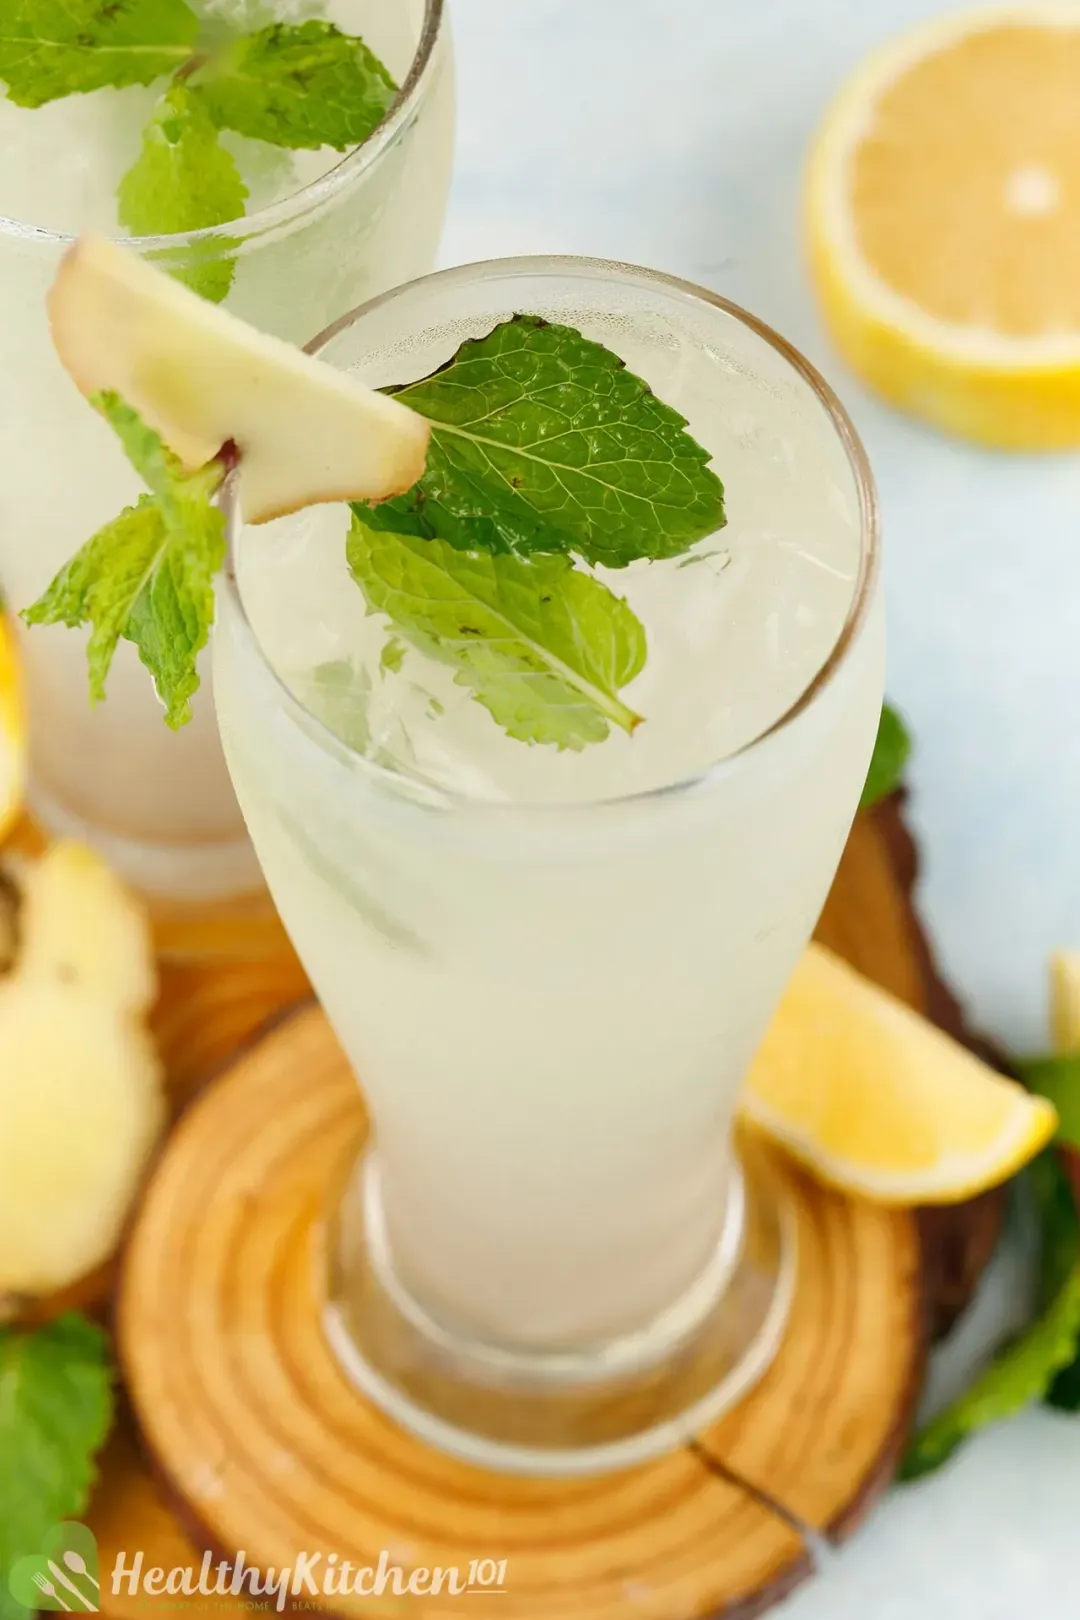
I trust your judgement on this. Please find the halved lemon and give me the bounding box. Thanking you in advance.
[0,617,26,843]
[741,944,1056,1204]
[807,6,1080,447]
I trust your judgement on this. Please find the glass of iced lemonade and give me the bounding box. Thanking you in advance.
[214,260,883,1472]
[32,245,882,1473]
[0,0,453,906]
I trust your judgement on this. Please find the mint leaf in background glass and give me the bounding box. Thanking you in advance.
[24,397,226,727]
[118,83,247,303]
[347,513,647,750]
[379,637,406,676]
[378,315,726,569]
[0,0,197,108]
[859,702,911,810]
[0,1314,114,1620]
[195,19,397,151]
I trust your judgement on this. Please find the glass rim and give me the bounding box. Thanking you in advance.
[223,253,882,816]
[0,0,446,250]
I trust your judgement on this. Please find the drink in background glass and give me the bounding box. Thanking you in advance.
[214,258,884,1472]
[0,0,453,906]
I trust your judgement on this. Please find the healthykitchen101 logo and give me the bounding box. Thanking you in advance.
[9,1523,100,1612]
[9,1525,509,1610]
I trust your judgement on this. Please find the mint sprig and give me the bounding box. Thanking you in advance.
[1,8,399,304]
[194,19,398,151]
[376,316,727,569]
[23,394,226,728]
[900,1149,1080,1481]
[117,81,248,302]
[0,1314,114,1620]
[29,323,724,749]
[0,0,198,107]
[348,514,647,750]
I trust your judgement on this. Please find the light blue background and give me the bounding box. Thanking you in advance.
[443,1,1080,1611]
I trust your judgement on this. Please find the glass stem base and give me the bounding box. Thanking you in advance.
[325,1144,796,1477]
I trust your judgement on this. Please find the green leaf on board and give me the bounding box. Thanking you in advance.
[0,1314,114,1620]
[195,19,397,151]
[23,395,225,727]
[1016,1052,1080,1151]
[0,0,197,108]
[117,81,248,303]
[859,702,911,810]
[375,315,726,569]
[347,512,647,750]
[1030,1142,1080,1413]
[899,1151,1080,1480]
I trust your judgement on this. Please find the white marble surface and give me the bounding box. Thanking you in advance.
[442,0,1080,1612]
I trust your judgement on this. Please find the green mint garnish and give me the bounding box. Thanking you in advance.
[193,19,397,151]
[1016,1051,1080,1150]
[0,1313,114,1620]
[0,0,198,107]
[859,702,911,810]
[302,659,373,755]
[23,394,226,728]
[899,1149,1080,1481]
[348,515,647,750]
[379,637,407,677]
[29,319,725,751]
[117,80,247,301]
[373,315,726,569]
[1,8,399,304]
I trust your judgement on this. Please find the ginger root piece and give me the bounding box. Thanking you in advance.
[17,839,156,1015]
[0,841,164,1301]
[50,235,430,524]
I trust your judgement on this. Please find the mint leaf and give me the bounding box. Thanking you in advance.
[195,20,397,151]
[900,1150,1080,1480]
[0,1314,114,1620]
[375,315,726,570]
[1017,1053,1080,1150]
[1033,1151,1080,1309]
[899,1265,1080,1481]
[302,659,372,754]
[859,702,911,810]
[379,638,406,677]
[92,391,184,494]
[118,82,247,304]
[1031,1148,1080,1412]
[23,397,225,728]
[347,513,647,749]
[0,0,197,108]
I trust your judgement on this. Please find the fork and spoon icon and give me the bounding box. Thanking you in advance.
[30,1551,100,1613]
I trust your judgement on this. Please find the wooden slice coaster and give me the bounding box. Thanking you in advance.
[117,1004,921,1620]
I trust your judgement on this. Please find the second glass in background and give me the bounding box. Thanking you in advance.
[0,0,454,911]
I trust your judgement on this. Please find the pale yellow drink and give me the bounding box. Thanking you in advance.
[0,0,453,899]
[214,259,883,1469]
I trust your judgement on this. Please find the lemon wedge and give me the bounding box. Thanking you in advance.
[807,6,1080,448]
[741,944,1056,1204]
[0,617,26,843]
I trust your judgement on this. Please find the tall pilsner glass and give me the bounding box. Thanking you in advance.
[214,258,884,1473]
[0,0,453,910]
